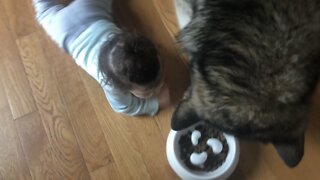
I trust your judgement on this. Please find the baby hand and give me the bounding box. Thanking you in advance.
[157,84,171,109]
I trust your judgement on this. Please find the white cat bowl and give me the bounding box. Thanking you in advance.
[166,122,240,180]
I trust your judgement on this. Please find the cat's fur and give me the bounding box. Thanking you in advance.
[172,0,320,167]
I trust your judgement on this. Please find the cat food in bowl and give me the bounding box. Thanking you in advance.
[166,122,239,180]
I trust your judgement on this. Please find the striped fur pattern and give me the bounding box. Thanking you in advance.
[172,0,320,167]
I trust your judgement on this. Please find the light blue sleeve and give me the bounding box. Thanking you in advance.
[103,85,159,116]
[102,85,159,116]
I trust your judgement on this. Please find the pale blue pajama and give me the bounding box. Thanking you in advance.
[33,0,159,116]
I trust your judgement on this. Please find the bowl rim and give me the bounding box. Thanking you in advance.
[166,122,240,180]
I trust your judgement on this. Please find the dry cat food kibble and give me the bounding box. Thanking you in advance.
[178,124,229,171]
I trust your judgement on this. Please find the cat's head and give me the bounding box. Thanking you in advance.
[171,53,317,167]
[171,88,307,167]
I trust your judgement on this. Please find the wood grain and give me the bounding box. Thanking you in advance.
[238,141,277,180]
[0,2,37,119]
[15,112,62,180]
[0,78,31,180]
[17,32,90,180]
[122,115,178,180]
[40,32,122,180]
[309,84,320,144]
[0,0,37,37]
[80,71,152,180]
[151,0,180,39]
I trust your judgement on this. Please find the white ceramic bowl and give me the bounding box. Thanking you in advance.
[166,122,240,180]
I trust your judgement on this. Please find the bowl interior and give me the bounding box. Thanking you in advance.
[171,122,239,178]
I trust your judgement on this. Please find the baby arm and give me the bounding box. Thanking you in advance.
[103,85,159,116]
[33,0,63,22]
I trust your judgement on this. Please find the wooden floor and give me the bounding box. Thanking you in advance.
[0,0,319,179]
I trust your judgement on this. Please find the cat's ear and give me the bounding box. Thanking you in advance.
[272,135,305,167]
[171,98,200,131]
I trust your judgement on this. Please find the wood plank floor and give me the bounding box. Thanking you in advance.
[0,0,319,179]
